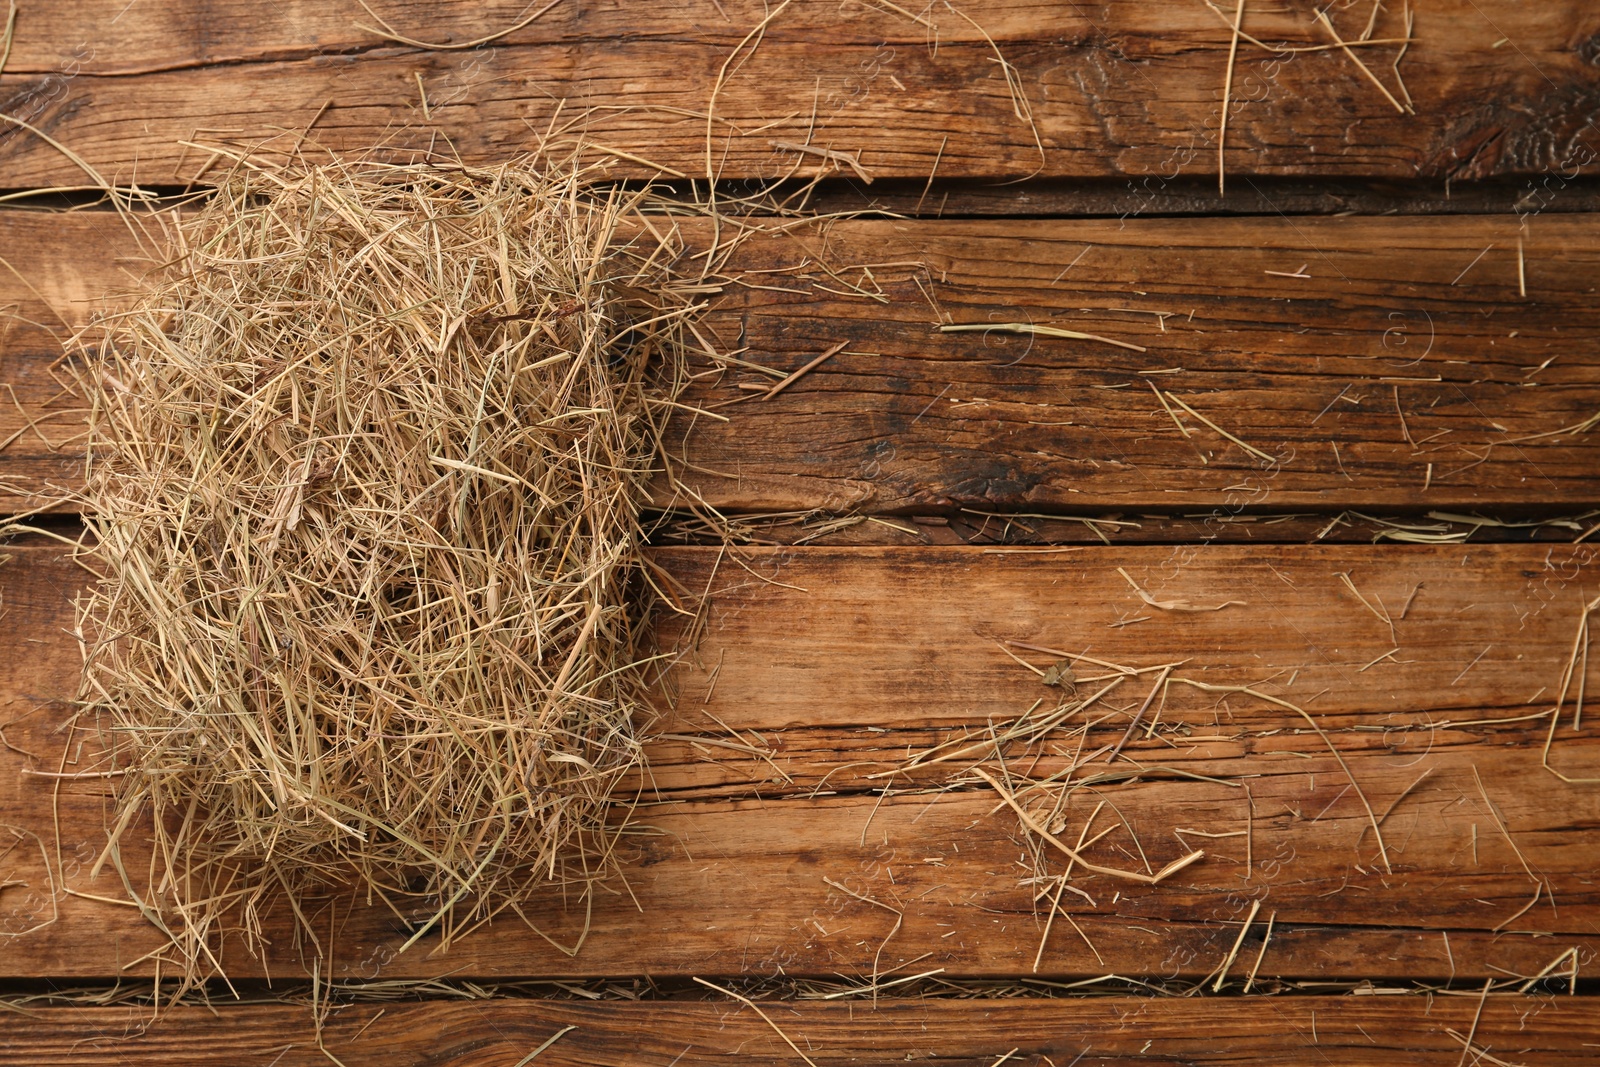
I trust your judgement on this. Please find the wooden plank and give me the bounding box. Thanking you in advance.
[0,2,1596,186]
[10,539,1594,784]
[1,543,1597,982]
[665,214,1600,513]
[3,996,1597,1066]
[2,212,1597,514]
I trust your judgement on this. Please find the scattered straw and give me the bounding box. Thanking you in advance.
[1034,803,1110,971]
[69,156,697,980]
[706,0,798,206]
[1149,381,1194,444]
[414,73,431,120]
[0,825,57,938]
[867,0,934,28]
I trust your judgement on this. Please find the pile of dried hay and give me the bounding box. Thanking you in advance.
[72,157,695,975]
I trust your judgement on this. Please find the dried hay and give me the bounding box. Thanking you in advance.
[70,156,696,978]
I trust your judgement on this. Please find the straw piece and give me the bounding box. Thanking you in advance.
[0,1,16,80]
[693,977,822,1067]
[763,342,848,400]
[1217,0,1246,196]
[972,767,1204,885]
[1159,390,1275,463]
[939,322,1146,353]
[769,141,874,184]
[1210,898,1261,991]
[1314,8,1409,114]
[1174,679,1392,874]
[1243,909,1275,992]
[354,0,566,50]
[1117,568,1245,613]
[515,1024,578,1065]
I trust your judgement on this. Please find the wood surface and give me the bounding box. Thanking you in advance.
[4,1,1600,1052]
[2,211,1597,515]
[2,543,1596,983]
[0,2,1595,186]
[3,996,1598,1066]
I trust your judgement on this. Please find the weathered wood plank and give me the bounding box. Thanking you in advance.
[3,996,1597,1066]
[1,543,1596,981]
[9,540,1595,783]
[0,2,1596,186]
[2,212,1597,514]
[665,215,1600,513]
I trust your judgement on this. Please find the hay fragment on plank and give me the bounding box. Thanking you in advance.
[71,157,695,978]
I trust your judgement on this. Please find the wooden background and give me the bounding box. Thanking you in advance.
[2,1,1599,1063]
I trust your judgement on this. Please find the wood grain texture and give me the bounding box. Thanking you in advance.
[0,2,1596,186]
[2,211,1597,514]
[665,212,1600,513]
[3,0,1598,1044]
[2,996,1597,1066]
[2,543,1596,982]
